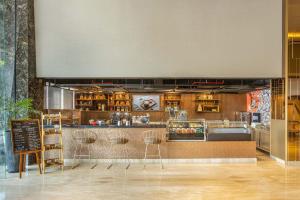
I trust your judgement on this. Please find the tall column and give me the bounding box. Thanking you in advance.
[14,0,43,110]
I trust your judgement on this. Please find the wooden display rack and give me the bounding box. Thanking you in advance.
[75,91,109,111]
[195,94,221,113]
[109,91,132,112]
[164,92,181,111]
[41,113,64,173]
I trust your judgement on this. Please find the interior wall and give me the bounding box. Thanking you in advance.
[271,79,286,161]
[271,119,286,160]
[77,93,247,124]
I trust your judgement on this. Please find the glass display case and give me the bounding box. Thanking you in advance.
[167,120,206,141]
[206,120,251,141]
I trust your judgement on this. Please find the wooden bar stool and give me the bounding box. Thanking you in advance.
[143,130,163,169]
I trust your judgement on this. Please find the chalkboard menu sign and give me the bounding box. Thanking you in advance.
[11,119,42,153]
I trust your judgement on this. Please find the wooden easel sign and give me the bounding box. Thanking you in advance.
[11,119,42,178]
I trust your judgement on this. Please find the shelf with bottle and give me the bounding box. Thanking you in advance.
[110,92,132,111]
[195,94,220,113]
[114,100,131,107]
[76,99,107,101]
[164,99,181,101]
[114,106,130,112]
[77,92,107,101]
[75,91,110,111]
[164,93,181,100]
[113,92,131,100]
[164,92,181,111]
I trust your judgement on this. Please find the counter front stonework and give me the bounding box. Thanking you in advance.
[62,127,256,160]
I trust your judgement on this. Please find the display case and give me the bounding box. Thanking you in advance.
[167,120,206,141]
[206,120,251,141]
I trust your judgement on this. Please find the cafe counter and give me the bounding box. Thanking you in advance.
[61,125,256,162]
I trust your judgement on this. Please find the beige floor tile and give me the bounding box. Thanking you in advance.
[0,154,300,200]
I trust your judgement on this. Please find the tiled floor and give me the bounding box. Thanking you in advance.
[0,153,300,200]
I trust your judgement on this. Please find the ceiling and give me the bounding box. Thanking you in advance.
[48,79,270,94]
[289,0,300,32]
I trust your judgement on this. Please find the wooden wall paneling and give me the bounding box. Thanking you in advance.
[48,93,248,124]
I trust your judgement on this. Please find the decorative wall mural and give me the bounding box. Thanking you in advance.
[247,89,271,124]
[132,95,160,111]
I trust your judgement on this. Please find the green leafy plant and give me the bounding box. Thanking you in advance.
[0,59,5,67]
[0,97,38,129]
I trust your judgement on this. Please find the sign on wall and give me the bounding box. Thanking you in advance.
[132,95,161,111]
[247,89,271,124]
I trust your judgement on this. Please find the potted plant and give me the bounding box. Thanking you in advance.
[0,97,37,172]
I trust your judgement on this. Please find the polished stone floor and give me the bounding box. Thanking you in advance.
[0,153,300,200]
[288,135,300,161]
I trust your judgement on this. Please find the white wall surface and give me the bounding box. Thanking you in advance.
[34,0,283,78]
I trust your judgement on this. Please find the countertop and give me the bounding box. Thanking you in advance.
[45,124,167,129]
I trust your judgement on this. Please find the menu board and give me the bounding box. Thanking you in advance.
[11,119,41,153]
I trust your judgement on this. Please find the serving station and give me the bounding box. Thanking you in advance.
[42,85,265,162]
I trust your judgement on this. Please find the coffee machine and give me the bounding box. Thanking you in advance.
[110,112,132,126]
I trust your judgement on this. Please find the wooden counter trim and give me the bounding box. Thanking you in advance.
[166,141,256,158]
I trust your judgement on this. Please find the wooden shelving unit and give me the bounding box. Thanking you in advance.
[41,113,64,173]
[195,94,221,113]
[109,92,132,112]
[75,92,109,111]
[164,93,181,111]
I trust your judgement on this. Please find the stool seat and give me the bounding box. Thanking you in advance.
[109,137,129,145]
[144,137,161,145]
[74,137,96,144]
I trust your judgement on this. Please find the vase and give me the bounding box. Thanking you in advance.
[4,130,19,173]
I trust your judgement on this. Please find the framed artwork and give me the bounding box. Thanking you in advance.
[132,95,160,111]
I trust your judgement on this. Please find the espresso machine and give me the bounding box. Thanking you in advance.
[110,112,132,126]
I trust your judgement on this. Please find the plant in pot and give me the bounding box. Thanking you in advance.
[0,97,37,173]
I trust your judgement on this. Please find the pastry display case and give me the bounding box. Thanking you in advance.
[167,120,206,141]
[206,120,251,141]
